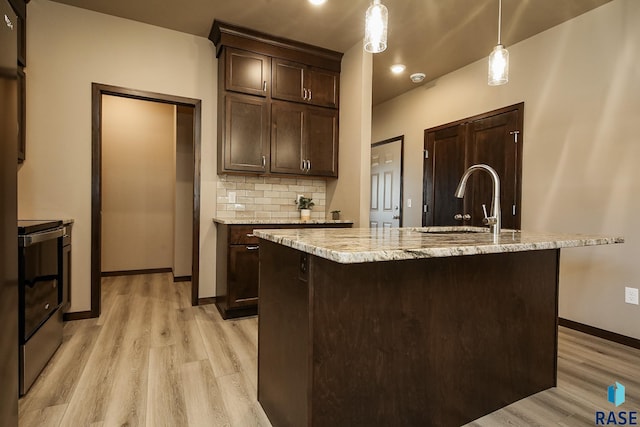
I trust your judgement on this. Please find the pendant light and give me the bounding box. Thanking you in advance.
[488,0,509,85]
[364,0,388,53]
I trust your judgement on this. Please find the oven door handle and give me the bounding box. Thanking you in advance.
[19,227,65,247]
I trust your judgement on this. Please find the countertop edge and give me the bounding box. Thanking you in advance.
[253,229,624,264]
[212,218,354,225]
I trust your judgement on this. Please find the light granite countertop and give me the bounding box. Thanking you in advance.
[212,218,354,225]
[253,226,624,264]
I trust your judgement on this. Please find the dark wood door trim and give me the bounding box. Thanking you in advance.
[91,83,202,317]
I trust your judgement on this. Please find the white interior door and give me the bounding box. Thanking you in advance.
[370,138,403,229]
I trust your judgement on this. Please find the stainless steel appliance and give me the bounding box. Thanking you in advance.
[0,0,19,424]
[18,220,64,396]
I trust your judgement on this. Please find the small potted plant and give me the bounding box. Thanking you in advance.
[296,196,315,220]
[331,210,341,220]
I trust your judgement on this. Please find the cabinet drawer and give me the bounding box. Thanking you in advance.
[24,279,60,341]
[229,226,260,245]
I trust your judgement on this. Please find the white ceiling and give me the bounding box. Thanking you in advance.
[50,0,612,105]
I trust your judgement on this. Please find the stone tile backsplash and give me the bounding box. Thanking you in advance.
[216,175,327,220]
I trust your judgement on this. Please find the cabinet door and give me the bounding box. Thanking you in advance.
[228,245,259,308]
[225,48,270,97]
[305,106,338,177]
[271,101,304,174]
[272,59,304,103]
[223,94,269,173]
[306,68,339,109]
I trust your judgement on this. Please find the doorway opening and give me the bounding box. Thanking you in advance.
[91,84,202,317]
[370,136,404,228]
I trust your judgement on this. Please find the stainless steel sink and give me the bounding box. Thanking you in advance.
[415,227,489,234]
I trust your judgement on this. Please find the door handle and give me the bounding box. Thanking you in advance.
[246,246,259,251]
[454,214,471,221]
[303,88,308,100]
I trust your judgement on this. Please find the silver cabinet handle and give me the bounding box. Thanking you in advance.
[246,233,256,237]
[308,90,312,101]
[303,88,308,100]
[463,214,471,220]
[307,160,311,171]
[454,214,471,221]
[44,303,50,310]
[301,159,306,171]
[263,81,267,92]
[246,245,259,251]
[261,155,266,168]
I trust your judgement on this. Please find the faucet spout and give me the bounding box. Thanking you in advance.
[454,164,502,236]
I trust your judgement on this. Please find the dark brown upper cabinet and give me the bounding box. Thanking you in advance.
[272,59,339,109]
[225,47,270,97]
[210,20,342,177]
[271,102,338,177]
[221,93,270,173]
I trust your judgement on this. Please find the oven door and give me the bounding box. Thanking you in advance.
[19,227,64,342]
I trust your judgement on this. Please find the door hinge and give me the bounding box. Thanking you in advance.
[512,204,516,216]
[424,149,429,159]
[509,130,520,143]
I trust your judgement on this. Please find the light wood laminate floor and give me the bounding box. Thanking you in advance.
[18,273,640,427]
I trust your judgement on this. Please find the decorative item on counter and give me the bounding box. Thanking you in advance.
[331,210,341,220]
[296,196,315,221]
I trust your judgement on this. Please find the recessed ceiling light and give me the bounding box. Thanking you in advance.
[390,64,406,74]
[410,72,426,83]
[309,0,327,5]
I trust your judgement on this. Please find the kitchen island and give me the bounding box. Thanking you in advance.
[254,227,623,427]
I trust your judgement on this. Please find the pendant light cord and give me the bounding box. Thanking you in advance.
[497,0,502,45]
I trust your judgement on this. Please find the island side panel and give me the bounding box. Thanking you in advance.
[258,240,311,427]
[309,249,559,427]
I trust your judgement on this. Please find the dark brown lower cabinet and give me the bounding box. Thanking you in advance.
[215,222,352,319]
[227,244,260,311]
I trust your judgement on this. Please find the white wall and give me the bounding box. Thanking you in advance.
[101,95,175,272]
[18,0,218,311]
[327,41,373,226]
[372,0,639,339]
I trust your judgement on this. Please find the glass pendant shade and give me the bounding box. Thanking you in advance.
[364,0,388,53]
[488,44,509,85]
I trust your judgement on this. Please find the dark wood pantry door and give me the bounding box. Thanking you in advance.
[423,103,524,229]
